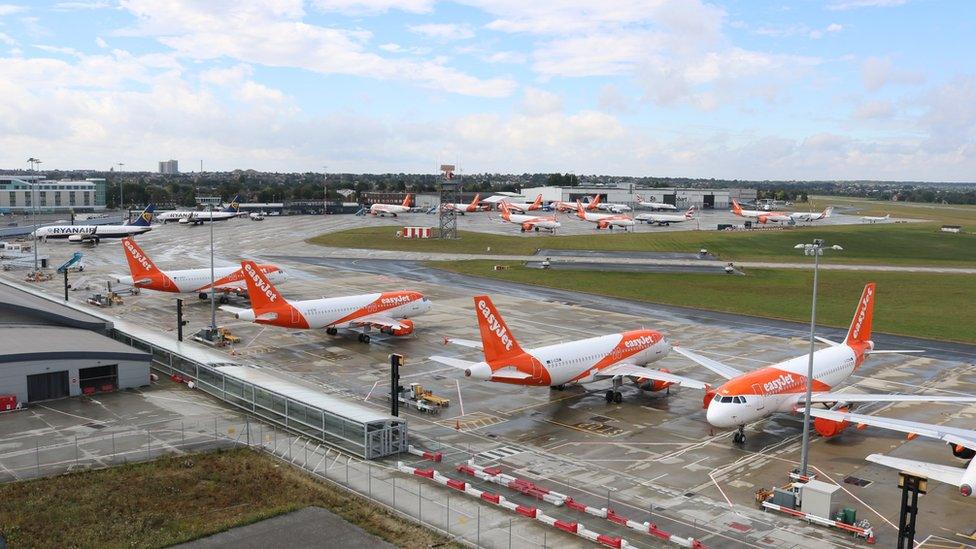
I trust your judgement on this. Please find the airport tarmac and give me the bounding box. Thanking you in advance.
[5,215,975,547]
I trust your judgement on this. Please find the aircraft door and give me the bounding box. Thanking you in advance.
[750,384,765,410]
[291,307,301,325]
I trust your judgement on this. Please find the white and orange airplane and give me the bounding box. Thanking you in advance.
[222,260,431,343]
[498,201,561,233]
[502,194,543,214]
[805,410,976,498]
[673,283,976,444]
[442,193,483,215]
[575,200,635,230]
[730,199,791,224]
[430,295,704,402]
[551,194,602,213]
[115,237,287,302]
[370,194,413,217]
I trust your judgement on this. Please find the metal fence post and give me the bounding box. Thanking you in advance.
[35,440,39,477]
[393,476,396,507]
[75,435,78,467]
[213,417,217,440]
[418,481,422,522]
[245,415,250,447]
[147,428,151,459]
[446,491,450,534]
[181,420,185,446]
[477,505,480,547]
[368,462,372,496]
[345,457,349,485]
[304,441,308,466]
[112,431,116,460]
[509,518,513,549]
[273,426,277,452]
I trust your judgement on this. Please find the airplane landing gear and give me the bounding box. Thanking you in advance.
[198,292,208,300]
[325,327,338,335]
[605,377,623,403]
[357,333,371,344]
[732,425,746,444]
[218,294,229,304]
[550,385,565,391]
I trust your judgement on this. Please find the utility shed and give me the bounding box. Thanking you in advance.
[0,283,151,403]
[800,480,840,519]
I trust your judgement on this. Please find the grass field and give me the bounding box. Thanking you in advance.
[0,449,453,549]
[310,223,976,266]
[426,261,976,343]
[810,195,976,229]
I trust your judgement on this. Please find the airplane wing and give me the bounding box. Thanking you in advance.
[429,355,477,369]
[807,393,976,405]
[595,363,710,390]
[807,408,976,450]
[672,346,744,380]
[345,315,407,330]
[219,305,247,316]
[866,454,966,487]
[443,337,483,351]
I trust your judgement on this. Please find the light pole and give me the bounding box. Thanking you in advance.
[322,165,328,215]
[26,158,41,274]
[197,196,221,338]
[794,239,843,479]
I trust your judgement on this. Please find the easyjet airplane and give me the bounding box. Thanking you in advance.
[673,283,976,444]
[115,237,286,302]
[222,260,431,343]
[502,194,543,213]
[551,194,601,213]
[498,201,561,233]
[442,193,483,214]
[575,200,635,230]
[730,199,791,224]
[370,194,413,217]
[429,295,705,402]
[805,409,976,498]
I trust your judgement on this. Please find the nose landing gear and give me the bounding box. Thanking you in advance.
[732,425,746,444]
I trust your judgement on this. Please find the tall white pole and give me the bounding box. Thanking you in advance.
[799,244,821,478]
[209,202,216,334]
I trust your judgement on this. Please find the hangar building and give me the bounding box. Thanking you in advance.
[521,185,757,209]
[0,283,150,403]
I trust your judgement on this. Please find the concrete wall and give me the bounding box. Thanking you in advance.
[0,357,150,403]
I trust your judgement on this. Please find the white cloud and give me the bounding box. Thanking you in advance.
[408,23,474,40]
[828,0,907,11]
[199,64,253,86]
[0,32,16,46]
[54,1,111,10]
[597,84,633,114]
[312,0,434,15]
[95,36,108,48]
[520,87,562,115]
[116,1,515,98]
[482,50,526,64]
[862,56,924,91]
[826,23,843,32]
[34,44,82,56]
[853,99,895,120]
[0,4,27,16]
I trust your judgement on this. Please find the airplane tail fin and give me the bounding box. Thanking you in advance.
[590,195,601,208]
[823,206,834,218]
[575,200,586,219]
[636,194,643,202]
[469,193,481,208]
[731,199,742,215]
[128,204,155,226]
[499,201,511,220]
[240,260,287,311]
[402,194,413,208]
[685,205,696,218]
[531,194,542,209]
[222,194,241,213]
[473,295,525,362]
[844,283,876,346]
[121,237,161,279]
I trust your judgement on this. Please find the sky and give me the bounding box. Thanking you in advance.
[0,0,974,180]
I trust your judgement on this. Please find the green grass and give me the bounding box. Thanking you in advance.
[426,261,976,344]
[310,223,976,266]
[0,448,455,549]
[810,195,976,229]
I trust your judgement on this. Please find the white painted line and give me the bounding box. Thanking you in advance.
[363,380,380,401]
[456,379,465,416]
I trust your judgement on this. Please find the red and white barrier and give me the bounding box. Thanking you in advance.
[399,462,632,548]
[401,226,432,239]
[762,501,875,543]
[407,445,443,462]
[458,461,704,548]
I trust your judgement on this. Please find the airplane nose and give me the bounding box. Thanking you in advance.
[706,401,734,428]
[464,362,492,381]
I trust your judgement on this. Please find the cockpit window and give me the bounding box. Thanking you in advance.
[734,396,745,404]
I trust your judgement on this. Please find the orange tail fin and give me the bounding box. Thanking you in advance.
[731,199,742,214]
[575,200,586,219]
[844,283,875,345]
[122,237,161,279]
[402,194,413,207]
[531,194,542,209]
[473,295,525,362]
[241,260,287,311]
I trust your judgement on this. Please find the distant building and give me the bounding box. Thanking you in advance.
[159,159,179,174]
[519,184,756,210]
[0,175,105,213]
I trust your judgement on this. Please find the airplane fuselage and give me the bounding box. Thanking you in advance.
[34,224,152,240]
[234,291,431,330]
[117,265,285,294]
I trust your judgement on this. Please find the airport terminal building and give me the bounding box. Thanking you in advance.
[0,175,108,214]
[521,185,757,209]
[0,284,150,404]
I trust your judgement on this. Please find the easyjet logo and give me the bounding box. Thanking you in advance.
[381,295,411,306]
[624,335,655,349]
[244,263,277,303]
[762,373,795,394]
[850,287,873,340]
[124,240,153,271]
[477,299,513,351]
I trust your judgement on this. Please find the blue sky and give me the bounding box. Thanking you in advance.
[0,0,973,180]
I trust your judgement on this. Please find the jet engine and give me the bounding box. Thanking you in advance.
[597,221,609,230]
[961,460,976,497]
[634,368,673,392]
[756,215,768,224]
[381,319,414,337]
[952,443,976,460]
[813,407,851,437]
